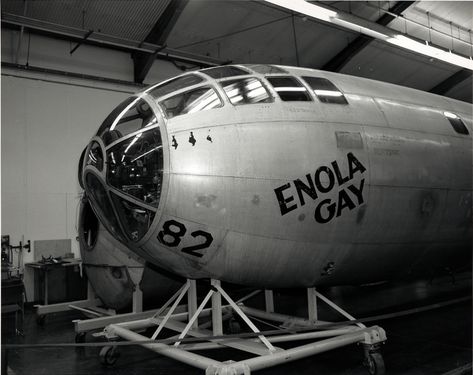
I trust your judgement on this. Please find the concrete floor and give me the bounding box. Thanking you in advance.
[2,273,472,375]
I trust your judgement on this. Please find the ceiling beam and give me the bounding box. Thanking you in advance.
[429,69,472,95]
[322,1,415,72]
[2,12,225,67]
[133,0,189,83]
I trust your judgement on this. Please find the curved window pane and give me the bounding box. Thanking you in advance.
[221,77,272,105]
[86,141,104,171]
[159,87,222,119]
[97,97,157,146]
[85,173,124,242]
[302,76,348,105]
[96,97,135,137]
[266,76,311,102]
[247,64,288,74]
[107,128,163,207]
[148,74,204,100]
[111,193,155,242]
[201,66,250,79]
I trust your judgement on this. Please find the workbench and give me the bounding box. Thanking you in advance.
[25,259,87,305]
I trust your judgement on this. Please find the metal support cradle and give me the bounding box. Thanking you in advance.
[98,279,387,374]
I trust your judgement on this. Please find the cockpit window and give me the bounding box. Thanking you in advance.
[201,66,250,79]
[221,77,272,105]
[107,128,163,207]
[97,97,158,146]
[302,77,348,105]
[110,192,156,242]
[159,86,223,119]
[247,65,288,74]
[266,76,311,102]
[147,74,204,99]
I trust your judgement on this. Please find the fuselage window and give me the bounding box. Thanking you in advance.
[266,76,311,102]
[147,74,204,100]
[201,66,250,79]
[444,112,469,135]
[159,86,223,119]
[220,77,273,105]
[302,76,349,105]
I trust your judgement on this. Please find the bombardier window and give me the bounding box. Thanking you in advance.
[107,128,163,207]
[266,76,311,102]
[201,66,250,79]
[159,86,222,119]
[221,77,272,105]
[148,74,204,99]
[97,97,158,146]
[110,192,156,242]
[444,112,469,135]
[303,77,348,105]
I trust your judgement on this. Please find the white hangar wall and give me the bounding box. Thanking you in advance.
[1,28,182,299]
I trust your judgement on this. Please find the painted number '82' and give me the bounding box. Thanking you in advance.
[157,220,213,258]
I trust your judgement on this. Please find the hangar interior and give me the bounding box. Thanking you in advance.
[1,1,472,375]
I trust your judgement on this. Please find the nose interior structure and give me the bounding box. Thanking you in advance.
[83,96,164,243]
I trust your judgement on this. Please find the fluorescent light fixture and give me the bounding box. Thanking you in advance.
[387,35,473,70]
[333,18,388,40]
[264,0,337,22]
[263,0,473,71]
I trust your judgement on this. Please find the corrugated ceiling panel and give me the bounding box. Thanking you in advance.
[340,39,459,91]
[2,0,173,41]
[166,0,357,66]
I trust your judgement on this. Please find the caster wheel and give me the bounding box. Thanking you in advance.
[364,352,385,375]
[100,345,119,366]
[36,315,46,326]
[227,317,241,334]
[75,333,86,343]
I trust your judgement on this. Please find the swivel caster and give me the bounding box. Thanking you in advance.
[364,352,385,375]
[227,317,242,334]
[100,345,119,366]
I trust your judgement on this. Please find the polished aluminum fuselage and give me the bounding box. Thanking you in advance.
[90,66,473,288]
